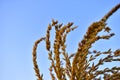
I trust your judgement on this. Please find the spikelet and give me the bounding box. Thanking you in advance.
[46,24,52,51]
[52,19,58,26]
[114,49,120,56]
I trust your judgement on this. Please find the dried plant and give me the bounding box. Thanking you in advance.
[32,3,120,80]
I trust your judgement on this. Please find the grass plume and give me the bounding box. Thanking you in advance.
[32,3,120,80]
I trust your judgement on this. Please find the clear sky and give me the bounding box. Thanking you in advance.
[0,0,120,80]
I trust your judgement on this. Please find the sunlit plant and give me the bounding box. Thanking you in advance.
[32,3,120,80]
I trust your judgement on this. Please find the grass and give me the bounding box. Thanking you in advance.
[32,3,120,80]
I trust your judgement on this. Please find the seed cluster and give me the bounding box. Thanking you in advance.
[32,3,120,80]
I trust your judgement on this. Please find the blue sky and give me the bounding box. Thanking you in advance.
[0,0,120,80]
